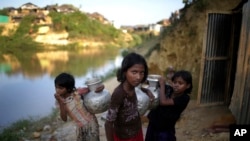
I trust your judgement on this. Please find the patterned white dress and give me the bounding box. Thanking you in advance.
[64,91,100,141]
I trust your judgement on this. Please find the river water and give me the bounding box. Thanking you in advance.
[0,47,123,129]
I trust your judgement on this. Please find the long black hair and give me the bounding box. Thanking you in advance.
[172,70,193,94]
[117,52,148,83]
[54,72,76,93]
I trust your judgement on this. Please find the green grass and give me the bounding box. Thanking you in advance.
[0,108,59,141]
[49,11,121,41]
[0,15,44,55]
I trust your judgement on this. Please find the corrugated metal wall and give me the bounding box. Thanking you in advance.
[229,0,250,124]
[198,13,233,104]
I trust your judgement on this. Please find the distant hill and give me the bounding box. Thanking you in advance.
[0,4,139,48]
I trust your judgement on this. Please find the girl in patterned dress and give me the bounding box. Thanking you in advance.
[54,72,103,141]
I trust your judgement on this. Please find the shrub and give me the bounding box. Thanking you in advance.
[49,11,121,41]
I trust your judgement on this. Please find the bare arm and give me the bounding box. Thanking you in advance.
[158,76,174,105]
[105,121,114,141]
[141,87,155,101]
[54,94,68,121]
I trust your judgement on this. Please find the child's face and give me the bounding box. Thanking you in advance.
[55,85,68,96]
[172,76,190,95]
[125,64,145,87]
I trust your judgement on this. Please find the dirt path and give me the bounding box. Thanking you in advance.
[169,100,233,141]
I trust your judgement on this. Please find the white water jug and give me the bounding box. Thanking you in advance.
[147,74,160,109]
[135,85,150,116]
[83,78,111,114]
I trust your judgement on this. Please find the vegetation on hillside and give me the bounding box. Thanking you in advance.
[0,9,8,16]
[0,9,146,55]
[0,15,43,55]
[49,11,121,41]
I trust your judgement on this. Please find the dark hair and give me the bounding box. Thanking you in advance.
[54,72,76,93]
[172,70,193,94]
[117,52,148,83]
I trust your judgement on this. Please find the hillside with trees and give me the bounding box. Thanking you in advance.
[0,3,142,54]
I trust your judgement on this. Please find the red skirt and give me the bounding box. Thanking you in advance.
[113,129,144,141]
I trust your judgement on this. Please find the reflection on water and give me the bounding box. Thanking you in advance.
[0,47,122,129]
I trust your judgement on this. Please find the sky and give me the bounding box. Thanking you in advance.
[0,0,184,27]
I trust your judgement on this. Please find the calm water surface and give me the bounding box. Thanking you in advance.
[0,47,123,129]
